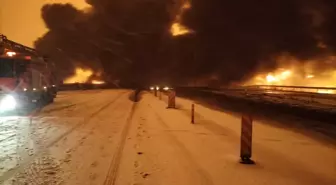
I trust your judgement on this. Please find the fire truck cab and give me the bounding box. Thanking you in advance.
[0,34,57,113]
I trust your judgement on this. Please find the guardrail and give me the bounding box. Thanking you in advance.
[175,85,336,123]
[221,85,336,100]
[242,85,336,94]
[177,85,336,93]
[177,85,336,103]
[206,85,336,110]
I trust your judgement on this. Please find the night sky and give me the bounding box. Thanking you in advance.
[0,0,88,47]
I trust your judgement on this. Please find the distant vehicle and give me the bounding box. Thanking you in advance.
[163,86,171,91]
[149,85,172,91]
[0,34,57,113]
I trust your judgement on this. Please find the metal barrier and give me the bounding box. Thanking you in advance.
[196,85,336,105]
[237,85,336,96]
[180,85,336,95]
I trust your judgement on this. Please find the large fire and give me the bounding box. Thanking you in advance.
[64,68,105,84]
[244,55,336,94]
[170,1,192,36]
[64,68,93,84]
[171,23,191,36]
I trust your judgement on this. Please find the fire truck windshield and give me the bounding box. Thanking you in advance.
[0,58,15,77]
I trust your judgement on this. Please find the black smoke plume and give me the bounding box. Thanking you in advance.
[179,0,336,84]
[35,0,172,85]
[35,0,336,86]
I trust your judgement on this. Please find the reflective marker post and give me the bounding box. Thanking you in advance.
[159,90,162,100]
[240,114,254,164]
[191,104,195,124]
[167,90,176,109]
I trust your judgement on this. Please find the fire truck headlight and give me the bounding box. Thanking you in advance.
[0,95,17,112]
[6,51,16,57]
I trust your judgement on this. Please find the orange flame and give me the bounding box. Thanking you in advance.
[64,68,93,84]
[243,55,336,94]
[64,68,105,84]
[317,89,334,94]
[171,23,191,36]
[170,1,192,36]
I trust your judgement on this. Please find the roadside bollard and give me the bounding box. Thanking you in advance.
[154,89,157,97]
[134,89,141,102]
[240,114,254,164]
[167,90,176,109]
[159,91,162,100]
[191,104,195,124]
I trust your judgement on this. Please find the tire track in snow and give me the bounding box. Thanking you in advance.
[50,91,132,184]
[18,156,62,185]
[54,91,132,163]
[25,90,106,117]
[149,105,215,185]
[0,91,128,183]
[37,91,106,115]
[18,91,131,185]
[103,102,138,185]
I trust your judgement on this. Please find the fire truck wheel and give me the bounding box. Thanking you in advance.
[49,96,54,103]
[47,92,54,103]
[36,93,48,107]
[37,96,46,108]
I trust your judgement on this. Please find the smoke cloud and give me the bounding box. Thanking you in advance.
[35,0,172,85]
[179,0,336,84]
[35,0,336,86]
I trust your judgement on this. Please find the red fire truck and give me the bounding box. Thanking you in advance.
[0,34,57,113]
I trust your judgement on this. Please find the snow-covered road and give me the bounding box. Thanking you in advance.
[0,89,335,185]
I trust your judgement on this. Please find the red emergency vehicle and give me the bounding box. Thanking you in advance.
[0,34,57,112]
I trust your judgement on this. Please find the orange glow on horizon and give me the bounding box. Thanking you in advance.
[243,55,336,94]
[92,80,105,85]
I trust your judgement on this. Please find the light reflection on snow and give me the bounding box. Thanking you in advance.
[0,116,81,179]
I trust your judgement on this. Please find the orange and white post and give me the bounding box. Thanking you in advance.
[159,90,162,100]
[154,88,158,97]
[191,104,195,124]
[240,115,254,164]
[167,90,176,109]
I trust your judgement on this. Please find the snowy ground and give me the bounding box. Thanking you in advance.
[0,89,335,185]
